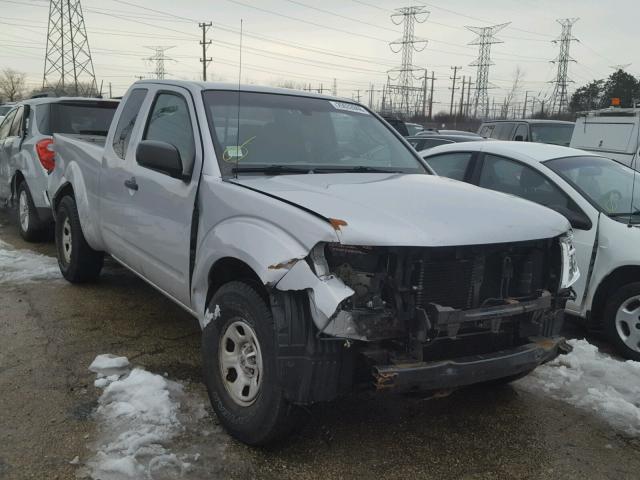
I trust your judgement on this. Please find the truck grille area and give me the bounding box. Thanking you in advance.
[324,238,563,344]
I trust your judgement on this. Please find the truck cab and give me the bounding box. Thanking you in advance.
[570,107,640,170]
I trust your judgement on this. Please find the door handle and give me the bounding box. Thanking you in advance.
[124,177,138,191]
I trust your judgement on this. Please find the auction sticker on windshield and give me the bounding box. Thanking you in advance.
[329,101,369,115]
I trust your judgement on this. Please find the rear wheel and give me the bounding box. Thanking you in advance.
[202,281,303,445]
[55,196,104,283]
[15,181,44,242]
[604,282,640,361]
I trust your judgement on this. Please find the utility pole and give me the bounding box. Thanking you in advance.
[458,75,466,118]
[466,23,510,118]
[523,90,531,118]
[449,66,461,117]
[355,89,361,103]
[422,69,428,118]
[43,0,98,95]
[465,79,472,117]
[428,71,435,120]
[109,82,112,98]
[199,22,212,81]
[332,78,337,96]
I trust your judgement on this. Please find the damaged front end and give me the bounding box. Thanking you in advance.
[275,236,575,396]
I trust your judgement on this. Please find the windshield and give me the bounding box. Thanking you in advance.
[202,91,426,176]
[37,101,118,135]
[530,123,574,146]
[406,123,424,136]
[546,155,640,222]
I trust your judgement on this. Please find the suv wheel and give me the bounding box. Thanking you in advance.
[202,281,302,445]
[604,282,640,361]
[15,181,43,242]
[55,196,104,283]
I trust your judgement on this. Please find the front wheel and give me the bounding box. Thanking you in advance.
[604,282,640,361]
[55,196,104,283]
[202,281,303,445]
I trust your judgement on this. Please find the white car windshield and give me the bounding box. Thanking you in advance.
[546,155,640,222]
[202,90,427,176]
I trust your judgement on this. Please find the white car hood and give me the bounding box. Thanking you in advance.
[232,173,570,246]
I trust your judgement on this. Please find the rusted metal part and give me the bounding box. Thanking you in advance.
[328,218,348,231]
[268,258,301,270]
[373,369,398,390]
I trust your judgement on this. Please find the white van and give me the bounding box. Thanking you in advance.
[570,108,640,170]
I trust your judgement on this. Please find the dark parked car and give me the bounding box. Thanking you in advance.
[381,116,409,136]
[478,119,574,146]
[407,134,485,151]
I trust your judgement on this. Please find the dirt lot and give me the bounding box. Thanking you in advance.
[1,208,639,480]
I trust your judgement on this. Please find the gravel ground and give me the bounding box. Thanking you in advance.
[1,208,639,480]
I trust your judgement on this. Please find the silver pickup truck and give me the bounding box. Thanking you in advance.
[48,80,578,445]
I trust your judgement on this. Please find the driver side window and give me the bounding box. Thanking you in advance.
[479,154,584,218]
[425,152,473,181]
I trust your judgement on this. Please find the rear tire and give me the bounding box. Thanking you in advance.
[603,282,640,361]
[55,195,103,283]
[15,180,44,242]
[202,281,303,446]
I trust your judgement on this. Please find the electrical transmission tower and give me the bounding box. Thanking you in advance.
[386,6,428,118]
[466,22,509,118]
[549,18,579,115]
[145,46,174,79]
[42,0,97,96]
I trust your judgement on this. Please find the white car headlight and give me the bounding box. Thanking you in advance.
[559,231,580,289]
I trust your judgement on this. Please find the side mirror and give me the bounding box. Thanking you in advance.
[553,205,592,230]
[21,105,30,138]
[136,140,183,179]
[514,135,524,142]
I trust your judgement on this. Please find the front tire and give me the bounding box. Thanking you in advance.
[202,281,302,445]
[604,282,640,361]
[55,196,104,283]
[15,181,44,242]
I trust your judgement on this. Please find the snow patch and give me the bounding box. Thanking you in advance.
[202,304,221,329]
[517,339,640,435]
[0,239,60,284]
[87,355,210,480]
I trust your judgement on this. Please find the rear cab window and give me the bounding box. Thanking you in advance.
[492,123,516,140]
[112,89,148,159]
[37,100,119,136]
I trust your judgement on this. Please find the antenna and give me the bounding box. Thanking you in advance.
[235,19,243,179]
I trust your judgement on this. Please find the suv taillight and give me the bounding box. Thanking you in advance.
[36,138,55,172]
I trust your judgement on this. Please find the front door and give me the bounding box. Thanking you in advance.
[117,87,202,306]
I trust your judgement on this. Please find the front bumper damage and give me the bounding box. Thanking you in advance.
[272,240,573,401]
[373,336,572,392]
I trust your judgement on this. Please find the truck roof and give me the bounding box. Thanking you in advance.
[19,96,119,106]
[480,119,574,125]
[133,79,352,103]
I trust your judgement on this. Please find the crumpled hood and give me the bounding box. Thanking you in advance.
[232,173,570,246]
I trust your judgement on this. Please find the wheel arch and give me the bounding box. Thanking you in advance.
[10,170,26,201]
[591,265,640,326]
[51,182,75,220]
[206,257,268,309]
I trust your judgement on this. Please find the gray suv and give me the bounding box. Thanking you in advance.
[478,119,574,147]
[0,97,118,240]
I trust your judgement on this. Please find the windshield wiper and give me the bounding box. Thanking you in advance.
[232,165,312,175]
[312,166,405,173]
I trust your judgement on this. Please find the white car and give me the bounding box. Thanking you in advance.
[422,141,640,360]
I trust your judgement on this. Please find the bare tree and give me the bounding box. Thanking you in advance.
[0,69,27,102]
[501,66,524,118]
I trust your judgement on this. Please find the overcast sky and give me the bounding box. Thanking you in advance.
[1,0,636,110]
